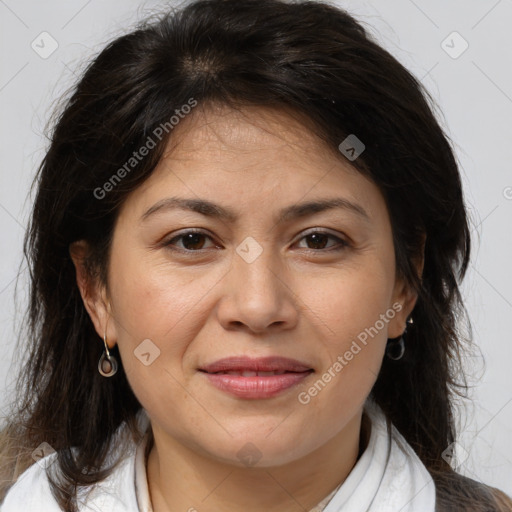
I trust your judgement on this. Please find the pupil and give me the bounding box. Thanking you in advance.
[184,233,204,250]
[308,233,327,249]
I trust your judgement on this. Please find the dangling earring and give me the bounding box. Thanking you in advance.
[98,331,118,377]
[386,317,413,361]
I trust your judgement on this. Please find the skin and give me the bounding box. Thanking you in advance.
[70,104,422,512]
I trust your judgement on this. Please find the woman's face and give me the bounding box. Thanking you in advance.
[78,104,417,467]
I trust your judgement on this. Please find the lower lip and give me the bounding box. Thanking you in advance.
[201,371,313,399]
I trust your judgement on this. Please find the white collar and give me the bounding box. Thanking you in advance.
[323,400,436,511]
[1,403,434,511]
[133,429,341,512]
[132,402,435,512]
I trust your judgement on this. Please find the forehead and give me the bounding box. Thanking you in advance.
[163,103,343,168]
[118,103,386,226]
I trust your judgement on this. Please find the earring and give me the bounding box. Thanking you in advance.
[98,331,118,377]
[386,317,413,361]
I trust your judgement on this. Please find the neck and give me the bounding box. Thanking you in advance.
[146,410,369,512]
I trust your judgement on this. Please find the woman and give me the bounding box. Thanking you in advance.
[1,0,511,510]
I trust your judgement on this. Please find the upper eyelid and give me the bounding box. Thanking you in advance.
[297,227,346,239]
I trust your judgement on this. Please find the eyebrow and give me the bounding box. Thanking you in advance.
[140,196,371,224]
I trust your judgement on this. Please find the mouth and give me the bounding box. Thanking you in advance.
[197,357,314,399]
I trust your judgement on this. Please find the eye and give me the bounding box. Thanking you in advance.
[162,229,349,253]
[294,230,349,251]
[163,230,218,251]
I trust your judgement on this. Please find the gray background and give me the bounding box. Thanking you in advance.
[1,0,511,494]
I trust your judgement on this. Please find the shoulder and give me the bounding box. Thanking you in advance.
[433,471,512,512]
[1,411,149,511]
[1,446,139,511]
[1,454,61,511]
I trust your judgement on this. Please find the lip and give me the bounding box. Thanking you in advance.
[202,372,313,399]
[199,356,313,373]
[198,356,314,399]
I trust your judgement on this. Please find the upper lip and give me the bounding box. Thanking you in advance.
[199,356,313,373]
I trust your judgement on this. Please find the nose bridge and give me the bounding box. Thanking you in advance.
[233,237,283,299]
[217,236,298,332]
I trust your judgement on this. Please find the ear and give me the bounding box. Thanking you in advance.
[69,240,116,348]
[387,233,426,339]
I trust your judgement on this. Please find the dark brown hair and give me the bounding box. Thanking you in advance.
[1,0,510,510]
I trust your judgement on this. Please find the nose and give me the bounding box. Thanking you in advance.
[215,247,299,334]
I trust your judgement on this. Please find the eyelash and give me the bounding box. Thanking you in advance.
[162,229,350,254]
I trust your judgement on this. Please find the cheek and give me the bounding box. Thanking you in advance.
[304,264,393,343]
[108,242,210,339]
[107,249,224,396]
[296,263,392,392]
[109,270,197,411]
